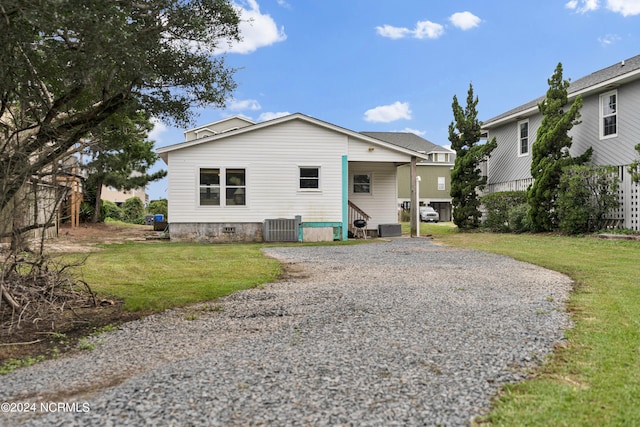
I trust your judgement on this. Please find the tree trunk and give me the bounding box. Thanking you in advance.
[92,178,104,223]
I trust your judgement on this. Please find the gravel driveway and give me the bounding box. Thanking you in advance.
[0,237,572,426]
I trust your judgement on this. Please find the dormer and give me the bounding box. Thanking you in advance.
[184,116,255,141]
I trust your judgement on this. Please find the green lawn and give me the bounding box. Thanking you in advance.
[419,223,640,426]
[72,226,640,424]
[72,242,282,311]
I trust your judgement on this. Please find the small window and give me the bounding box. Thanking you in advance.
[199,168,220,206]
[299,167,320,189]
[353,173,371,194]
[438,176,445,191]
[600,90,617,138]
[226,168,246,205]
[518,119,529,156]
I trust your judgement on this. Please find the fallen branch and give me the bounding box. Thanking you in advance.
[1,284,21,310]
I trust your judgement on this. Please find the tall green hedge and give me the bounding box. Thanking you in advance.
[482,191,528,232]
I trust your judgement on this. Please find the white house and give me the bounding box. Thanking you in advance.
[482,55,640,231]
[157,113,427,242]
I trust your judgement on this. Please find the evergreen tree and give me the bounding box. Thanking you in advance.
[528,63,592,231]
[83,109,167,223]
[629,143,640,183]
[448,84,497,229]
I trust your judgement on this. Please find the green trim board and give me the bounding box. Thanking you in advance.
[342,155,348,240]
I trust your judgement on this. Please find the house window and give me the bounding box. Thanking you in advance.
[299,167,320,190]
[438,176,445,191]
[200,168,221,206]
[353,173,371,194]
[518,119,529,156]
[600,90,617,138]
[225,168,246,205]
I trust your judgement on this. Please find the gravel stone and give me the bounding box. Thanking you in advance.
[0,237,572,426]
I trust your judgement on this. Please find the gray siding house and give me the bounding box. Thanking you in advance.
[482,55,640,231]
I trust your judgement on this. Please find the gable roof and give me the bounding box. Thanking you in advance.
[157,113,429,163]
[360,132,445,154]
[483,54,640,129]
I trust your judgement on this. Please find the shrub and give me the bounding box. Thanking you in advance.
[507,203,531,233]
[121,197,146,224]
[481,191,528,232]
[101,200,122,222]
[557,165,620,235]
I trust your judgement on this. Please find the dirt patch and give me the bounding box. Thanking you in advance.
[0,223,159,365]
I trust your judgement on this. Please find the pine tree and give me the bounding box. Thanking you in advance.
[448,84,497,229]
[83,109,167,223]
[528,63,592,231]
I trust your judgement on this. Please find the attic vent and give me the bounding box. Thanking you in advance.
[263,218,300,242]
[221,127,239,134]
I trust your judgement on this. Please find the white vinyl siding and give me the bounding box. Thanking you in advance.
[349,162,398,229]
[167,120,345,223]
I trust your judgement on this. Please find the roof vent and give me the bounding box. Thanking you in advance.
[621,60,625,66]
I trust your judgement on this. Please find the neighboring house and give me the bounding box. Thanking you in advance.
[0,158,83,244]
[482,55,640,231]
[362,132,455,221]
[100,185,149,207]
[157,113,428,242]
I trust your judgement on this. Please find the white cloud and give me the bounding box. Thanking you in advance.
[228,99,262,111]
[598,33,622,45]
[397,128,427,137]
[364,102,412,123]
[258,111,291,121]
[148,118,168,142]
[449,12,481,30]
[606,0,640,16]
[375,24,412,40]
[376,21,444,40]
[566,0,640,16]
[218,0,287,54]
[565,0,600,13]
[414,21,445,39]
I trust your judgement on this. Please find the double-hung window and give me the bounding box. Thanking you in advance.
[353,173,371,194]
[226,169,246,205]
[199,168,246,206]
[518,119,529,156]
[600,90,617,139]
[199,168,220,205]
[299,167,320,190]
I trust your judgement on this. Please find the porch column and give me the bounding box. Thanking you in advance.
[410,155,418,237]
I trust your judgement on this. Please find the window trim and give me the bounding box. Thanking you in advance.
[600,90,618,140]
[198,167,247,207]
[225,168,246,206]
[437,176,446,191]
[199,168,221,206]
[352,172,372,195]
[517,119,529,157]
[298,166,321,192]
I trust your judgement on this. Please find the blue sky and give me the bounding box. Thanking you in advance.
[147,0,640,200]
